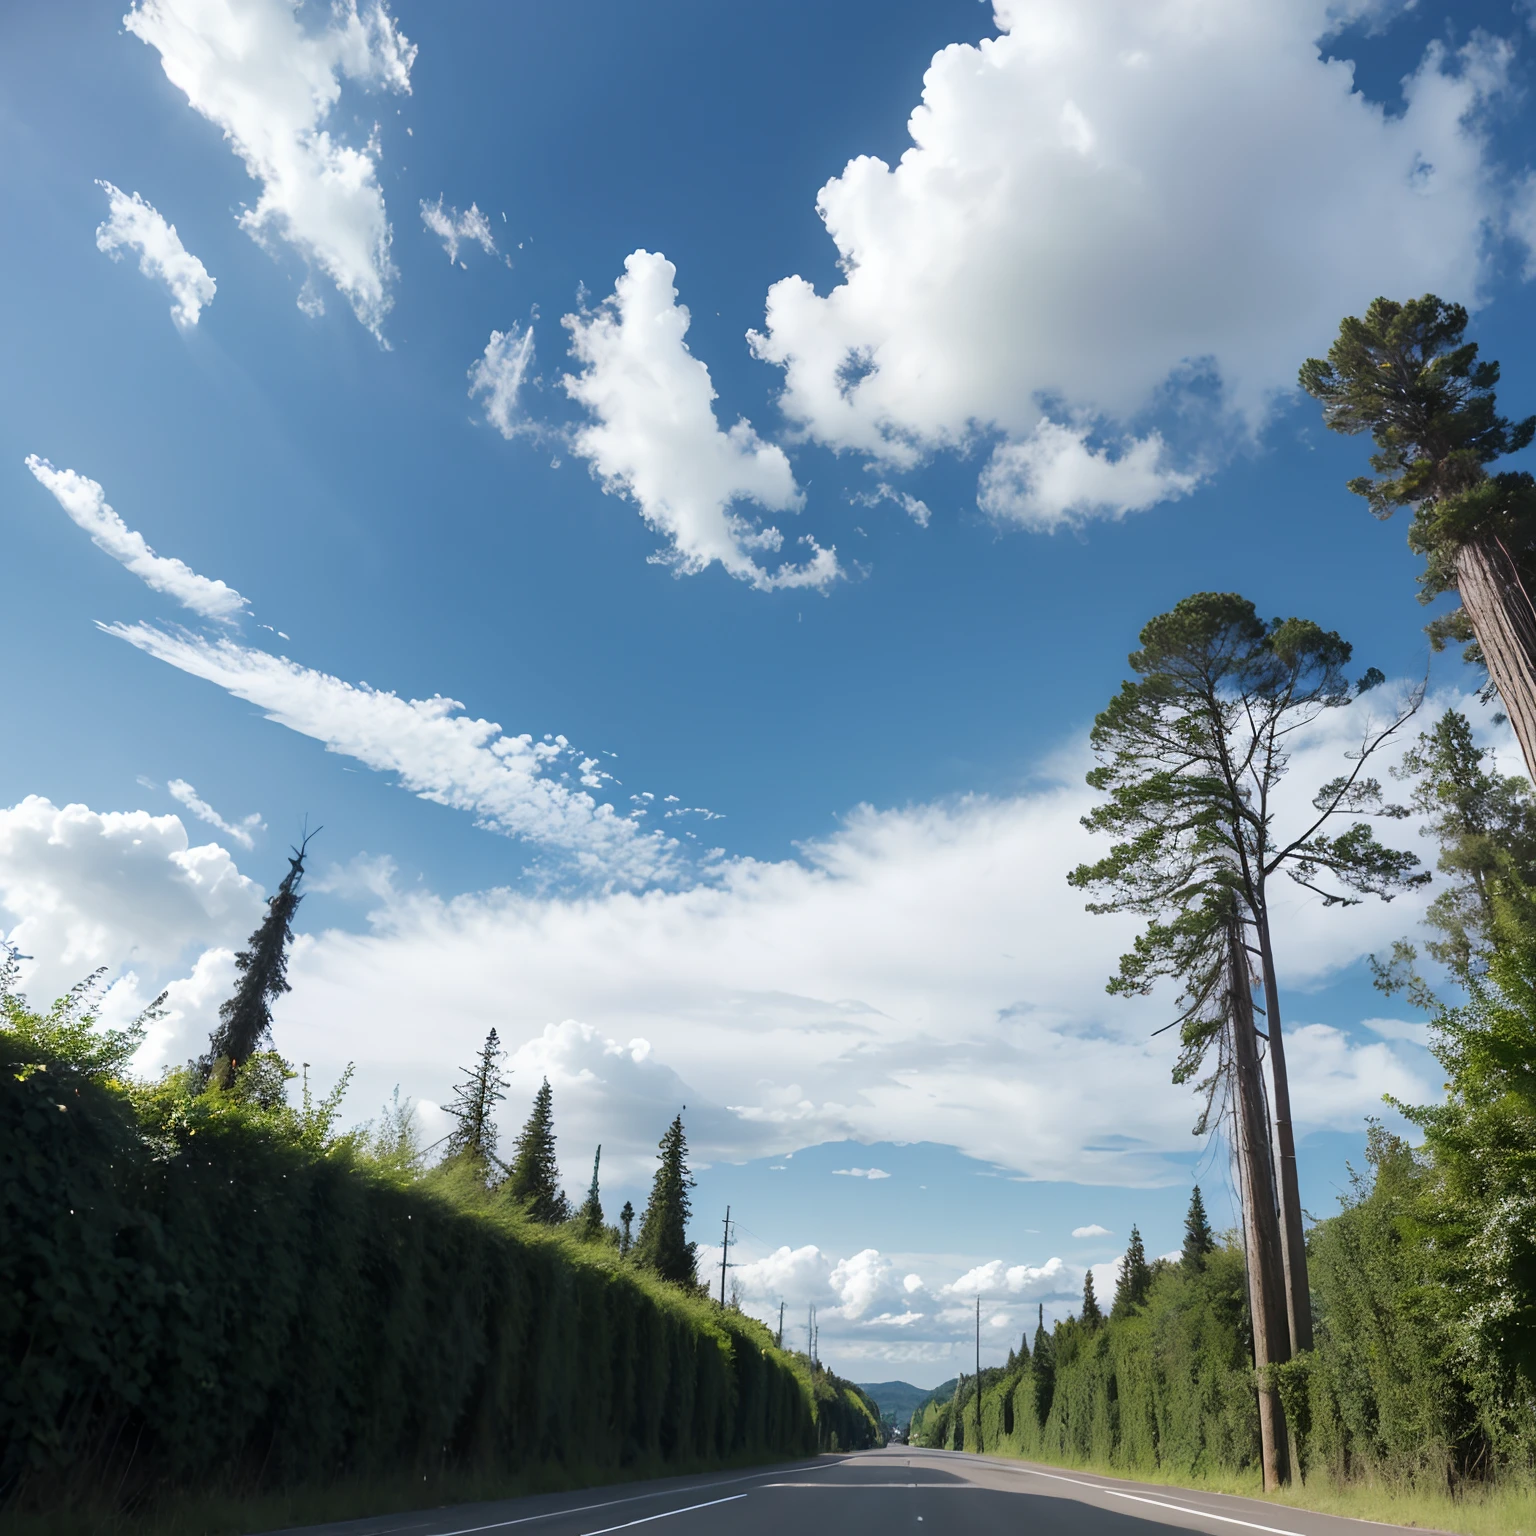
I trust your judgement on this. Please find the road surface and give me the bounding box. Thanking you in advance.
[268,1446,1439,1536]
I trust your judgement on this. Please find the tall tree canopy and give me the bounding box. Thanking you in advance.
[201,833,314,1090]
[1301,295,1536,775]
[634,1113,698,1288]
[443,1029,508,1170]
[578,1145,605,1239]
[1112,1226,1152,1318]
[1182,1186,1216,1270]
[1080,1268,1103,1326]
[1069,591,1426,1353]
[506,1078,569,1224]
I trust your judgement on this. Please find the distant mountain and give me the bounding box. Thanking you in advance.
[857,1377,959,1427]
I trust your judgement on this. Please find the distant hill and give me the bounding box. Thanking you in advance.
[857,1377,959,1427]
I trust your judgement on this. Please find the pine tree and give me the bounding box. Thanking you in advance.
[200,833,315,1090]
[634,1112,697,1287]
[1112,1225,1152,1317]
[1080,1267,1103,1325]
[619,1199,635,1257]
[578,1144,604,1239]
[1182,1186,1216,1270]
[443,1029,508,1169]
[1031,1305,1055,1424]
[507,1078,568,1223]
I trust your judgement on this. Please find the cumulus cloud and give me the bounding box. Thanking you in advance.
[102,624,678,886]
[0,796,262,1005]
[469,324,536,439]
[563,251,838,590]
[125,0,415,338]
[977,422,1200,532]
[832,1166,891,1179]
[749,0,1519,520]
[24,457,248,622]
[1071,1223,1112,1239]
[167,779,265,850]
[94,181,215,327]
[421,196,497,263]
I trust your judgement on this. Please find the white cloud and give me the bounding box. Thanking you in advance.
[977,422,1199,532]
[167,779,265,850]
[421,196,497,263]
[125,0,415,339]
[94,181,215,328]
[944,1257,1072,1298]
[832,1166,891,1179]
[850,483,932,528]
[24,457,248,622]
[1071,1223,1112,1238]
[750,0,1517,517]
[0,796,262,1005]
[563,251,839,591]
[101,624,678,887]
[469,324,536,439]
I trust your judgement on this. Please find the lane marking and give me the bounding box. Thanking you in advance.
[580,1494,747,1535]
[416,1460,846,1536]
[1007,1465,1312,1536]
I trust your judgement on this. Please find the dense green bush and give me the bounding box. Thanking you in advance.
[0,1037,815,1516]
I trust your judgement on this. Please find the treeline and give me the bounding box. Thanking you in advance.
[0,843,875,1525]
[912,294,1536,1495]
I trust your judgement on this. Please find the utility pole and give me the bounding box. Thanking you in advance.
[718,1206,733,1308]
[975,1294,983,1453]
[1228,911,1292,1490]
[777,1300,785,1349]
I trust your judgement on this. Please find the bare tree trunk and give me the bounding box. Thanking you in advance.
[1253,909,1313,1354]
[1457,536,1536,782]
[1229,916,1292,1490]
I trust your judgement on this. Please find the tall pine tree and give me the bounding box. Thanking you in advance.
[1080,1268,1103,1325]
[443,1029,508,1170]
[507,1078,568,1223]
[578,1144,605,1239]
[200,832,315,1091]
[619,1200,635,1257]
[1182,1186,1216,1270]
[1112,1225,1152,1317]
[634,1112,697,1287]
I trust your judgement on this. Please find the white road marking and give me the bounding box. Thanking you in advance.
[1011,1465,1313,1536]
[580,1494,747,1534]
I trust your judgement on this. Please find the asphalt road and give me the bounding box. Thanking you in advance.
[268,1447,1439,1536]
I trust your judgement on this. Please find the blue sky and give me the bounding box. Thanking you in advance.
[4,0,1535,1386]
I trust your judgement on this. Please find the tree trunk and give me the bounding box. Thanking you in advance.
[1229,917,1292,1490]
[1457,536,1536,783]
[1253,909,1314,1355]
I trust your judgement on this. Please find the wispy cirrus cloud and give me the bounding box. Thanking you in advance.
[102,624,679,887]
[124,0,415,339]
[167,779,265,850]
[469,324,536,438]
[25,457,247,622]
[94,181,215,328]
[421,196,497,264]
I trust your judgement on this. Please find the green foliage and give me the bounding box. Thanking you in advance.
[634,1114,698,1289]
[201,838,311,1089]
[0,1028,814,1519]
[1112,1225,1152,1318]
[506,1078,569,1225]
[1081,1269,1103,1326]
[442,1028,509,1171]
[577,1145,605,1240]
[1069,591,1424,1096]
[1183,1186,1216,1271]
[0,949,153,1084]
[1300,294,1536,639]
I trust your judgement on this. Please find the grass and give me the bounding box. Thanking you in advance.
[955,1444,1536,1535]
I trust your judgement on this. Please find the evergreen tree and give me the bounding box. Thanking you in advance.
[1182,1186,1216,1270]
[1031,1305,1055,1425]
[1080,1267,1103,1326]
[1301,297,1536,778]
[1113,1225,1152,1317]
[201,833,315,1090]
[619,1199,635,1257]
[578,1144,604,1239]
[634,1112,697,1287]
[507,1077,569,1223]
[443,1029,508,1169]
